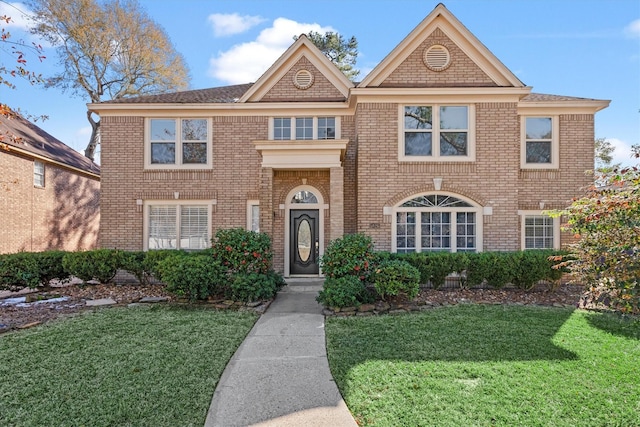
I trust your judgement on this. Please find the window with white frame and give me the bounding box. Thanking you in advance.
[394,194,482,253]
[147,118,211,168]
[521,116,559,168]
[520,212,560,250]
[247,201,260,232]
[33,161,44,187]
[271,117,338,140]
[401,105,474,161]
[146,203,210,250]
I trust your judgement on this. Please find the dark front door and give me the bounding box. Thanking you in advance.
[290,210,319,275]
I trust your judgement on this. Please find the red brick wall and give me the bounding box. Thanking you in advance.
[0,150,100,254]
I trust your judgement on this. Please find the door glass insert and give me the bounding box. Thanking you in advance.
[291,190,318,204]
[297,219,312,262]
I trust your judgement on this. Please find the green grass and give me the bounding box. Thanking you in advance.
[326,305,640,427]
[0,305,257,427]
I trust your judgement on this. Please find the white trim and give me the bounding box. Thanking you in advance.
[144,118,213,170]
[398,104,475,162]
[284,185,325,277]
[391,191,483,253]
[246,200,260,232]
[518,210,560,250]
[520,115,559,169]
[143,200,213,251]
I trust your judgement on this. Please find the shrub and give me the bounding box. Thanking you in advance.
[120,251,151,285]
[320,233,376,281]
[62,249,125,283]
[317,275,373,308]
[211,228,272,274]
[227,271,285,302]
[465,252,513,289]
[371,260,420,300]
[399,252,468,289]
[0,252,40,291]
[142,249,187,282]
[159,254,225,301]
[511,251,551,290]
[33,250,71,286]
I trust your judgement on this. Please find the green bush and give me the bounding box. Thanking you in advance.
[0,252,41,291]
[398,252,468,289]
[33,250,71,286]
[62,249,125,283]
[120,251,150,285]
[227,271,285,302]
[511,251,552,290]
[320,233,377,281]
[159,254,225,301]
[466,252,513,289]
[211,228,272,274]
[142,249,187,282]
[317,275,373,308]
[372,259,420,300]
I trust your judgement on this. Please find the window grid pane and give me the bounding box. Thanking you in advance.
[149,206,177,249]
[421,212,451,251]
[524,216,554,249]
[295,118,313,140]
[318,117,336,139]
[274,118,291,140]
[396,212,416,253]
[34,161,44,187]
[456,212,476,251]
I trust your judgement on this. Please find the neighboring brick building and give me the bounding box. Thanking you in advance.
[0,113,100,254]
[90,4,608,276]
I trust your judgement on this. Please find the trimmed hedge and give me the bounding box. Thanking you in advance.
[0,250,72,291]
[158,254,225,301]
[317,276,374,308]
[62,249,125,284]
[371,259,420,300]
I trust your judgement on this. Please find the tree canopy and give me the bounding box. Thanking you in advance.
[295,31,359,81]
[28,0,190,160]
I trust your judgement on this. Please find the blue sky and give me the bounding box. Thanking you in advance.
[2,0,639,165]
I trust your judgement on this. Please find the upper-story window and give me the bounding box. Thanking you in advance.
[146,118,211,169]
[521,116,559,169]
[33,161,45,187]
[400,105,475,161]
[271,117,338,140]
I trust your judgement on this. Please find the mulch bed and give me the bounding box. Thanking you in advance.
[1,282,591,333]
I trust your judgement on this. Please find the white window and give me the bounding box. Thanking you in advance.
[393,194,483,253]
[400,105,475,161]
[33,161,44,187]
[146,118,211,169]
[270,117,339,140]
[521,116,559,169]
[519,211,560,250]
[145,202,211,250]
[247,200,260,232]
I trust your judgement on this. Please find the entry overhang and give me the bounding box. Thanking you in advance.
[253,139,348,169]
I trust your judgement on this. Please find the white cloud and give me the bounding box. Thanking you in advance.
[624,19,640,38]
[609,138,636,167]
[0,2,32,30]
[208,17,335,84]
[208,13,265,37]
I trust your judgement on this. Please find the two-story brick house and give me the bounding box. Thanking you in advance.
[90,4,608,277]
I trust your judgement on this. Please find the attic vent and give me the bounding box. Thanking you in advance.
[424,45,451,72]
[293,69,314,90]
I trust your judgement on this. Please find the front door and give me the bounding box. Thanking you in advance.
[290,210,319,275]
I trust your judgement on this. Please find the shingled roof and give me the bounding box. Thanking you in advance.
[102,83,254,104]
[521,93,603,103]
[0,113,100,176]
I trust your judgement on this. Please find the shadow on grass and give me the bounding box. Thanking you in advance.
[585,311,640,341]
[327,304,578,364]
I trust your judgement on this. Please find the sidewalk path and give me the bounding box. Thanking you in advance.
[204,279,358,427]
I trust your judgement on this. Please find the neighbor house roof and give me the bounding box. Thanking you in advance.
[102,83,254,104]
[0,113,100,177]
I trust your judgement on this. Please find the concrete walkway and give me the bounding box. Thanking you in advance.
[204,279,357,427]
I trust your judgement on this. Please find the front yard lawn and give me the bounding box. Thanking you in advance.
[0,305,257,426]
[326,305,640,427]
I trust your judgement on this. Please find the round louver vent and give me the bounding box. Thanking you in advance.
[424,45,451,71]
[293,69,314,89]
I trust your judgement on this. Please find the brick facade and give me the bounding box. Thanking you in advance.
[0,150,100,254]
[94,4,607,275]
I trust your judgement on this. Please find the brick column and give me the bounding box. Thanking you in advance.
[260,167,273,237]
[329,166,344,241]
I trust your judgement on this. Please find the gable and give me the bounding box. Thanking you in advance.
[240,35,353,103]
[381,28,496,88]
[359,4,524,88]
[261,56,346,102]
